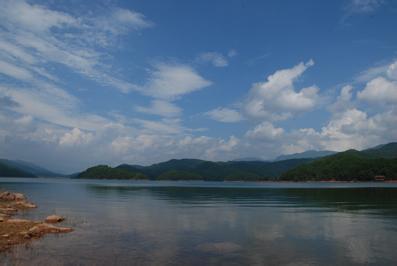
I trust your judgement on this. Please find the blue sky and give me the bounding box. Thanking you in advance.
[0,0,397,173]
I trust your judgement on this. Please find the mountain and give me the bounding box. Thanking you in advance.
[0,159,61,177]
[362,142,397,158]
[77,158,312,181]
[0,160,36,177]
[275,150,336,161]
[232,157,264,162]
[280,149,397,181]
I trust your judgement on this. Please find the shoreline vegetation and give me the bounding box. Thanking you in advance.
[0,191,72,252]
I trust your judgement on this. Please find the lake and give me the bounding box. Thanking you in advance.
[0,178,397,265]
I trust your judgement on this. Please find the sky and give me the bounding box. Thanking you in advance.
[0,0,396,173]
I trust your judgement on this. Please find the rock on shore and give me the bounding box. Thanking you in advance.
[0,191,73,252]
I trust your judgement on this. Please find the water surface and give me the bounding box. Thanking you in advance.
[0,178,397,265]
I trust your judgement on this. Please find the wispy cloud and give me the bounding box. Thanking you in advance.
[136,100,182,117]
[206,107,243,123]
[0,0,152,94]
[137,63,212,100]
[341,0,386,23]
[197,52,229,67]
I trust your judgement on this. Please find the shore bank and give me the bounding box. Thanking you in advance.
[0,191,72,252]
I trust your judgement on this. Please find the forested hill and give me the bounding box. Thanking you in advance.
[280,149,397,181]
[77,158,312,181]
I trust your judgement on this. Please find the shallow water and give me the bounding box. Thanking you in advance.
[0,178,397,265]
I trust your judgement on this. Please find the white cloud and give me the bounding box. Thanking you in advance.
[197,52,228,67]
[0,40,37,64]
[387,60,397,80]
[134,118,184,135]
[245,122,284,140]
[206,107,243,123]
[0,60,33,80]
[341,0,386,24]
[227,49,237,58]
[329,85,354,113]
[289,107,397,152]
[354,59,397,84]
[0,0,78,33]
[0,86,109,131]
[59,128,93,146]
[0,0,151,94]
[110,8,152,31]
[357,77,397,103]
[205,136,239,159]
[345,0,384,14]
[244,60,318,120]
[136,100,182,117]
[139,63,212,100]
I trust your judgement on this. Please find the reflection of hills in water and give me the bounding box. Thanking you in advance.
[85,184,397,217]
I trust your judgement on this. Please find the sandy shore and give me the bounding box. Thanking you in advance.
[0,191,72,252]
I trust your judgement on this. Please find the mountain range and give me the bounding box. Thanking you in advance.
[0,159,61,178]
[274,150,336,161]
[78,142,397,181]
[1,142,397,181]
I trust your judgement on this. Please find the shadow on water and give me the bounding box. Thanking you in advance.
[85,184,397,217]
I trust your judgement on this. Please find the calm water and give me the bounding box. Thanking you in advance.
[0,178,397,265]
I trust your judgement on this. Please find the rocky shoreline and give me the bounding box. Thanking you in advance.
[0,191,72,252]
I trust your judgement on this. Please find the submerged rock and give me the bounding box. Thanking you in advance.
[45,215,65,223]
[28,223,73,237]
[0,192,25,201]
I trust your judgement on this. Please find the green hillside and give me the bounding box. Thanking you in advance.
[362,142,397,158]
[78,165,148,179]
[280,150,397,181]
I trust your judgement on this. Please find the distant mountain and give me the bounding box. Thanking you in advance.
[232,157,264,162]
[275,150,336,161]
[77,158,312,181]
[0,159,61,177]
[0,160,36,177]
[280,149,397,181]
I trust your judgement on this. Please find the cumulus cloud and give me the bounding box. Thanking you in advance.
[59,128,93,146]
[386,60,397,80]
[245,122,284,140]
[329,85,354,113]
[139,63,212,100]
[244,60,318,120]
[206,107,243,123]
[357,77,397,104]
[197,52,229,67]
[136,100,182,117]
